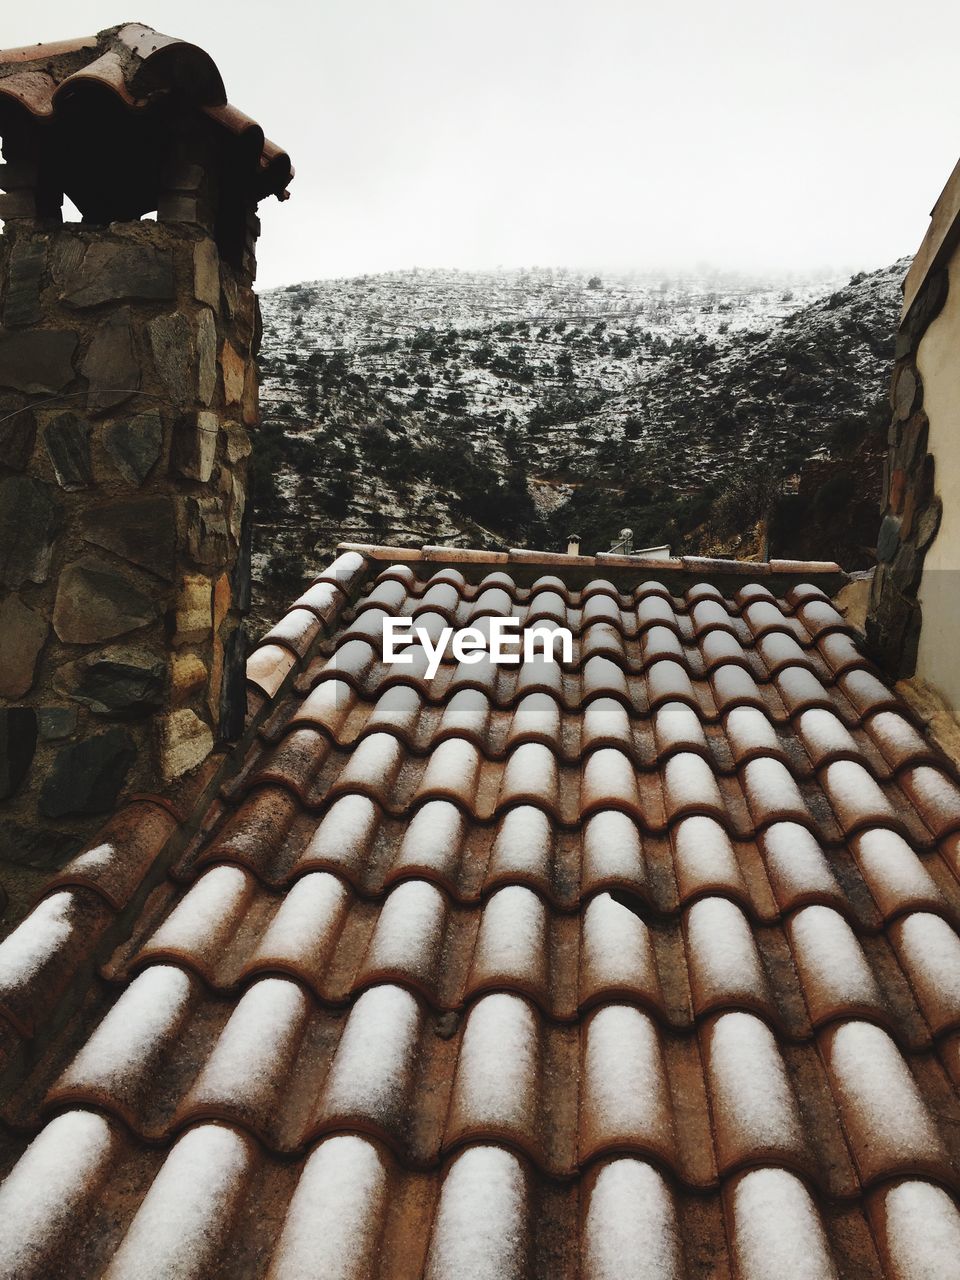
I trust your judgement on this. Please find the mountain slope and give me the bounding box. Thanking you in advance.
[252,261,905,623]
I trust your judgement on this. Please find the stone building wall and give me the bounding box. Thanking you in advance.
[864,264,945,678]
[0,218,259,870]
[909,248,960,716]
[862,144,960,713]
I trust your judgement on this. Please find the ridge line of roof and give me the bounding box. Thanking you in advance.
[336,541,845,585]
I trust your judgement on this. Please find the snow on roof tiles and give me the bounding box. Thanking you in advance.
[1,544,960,1275]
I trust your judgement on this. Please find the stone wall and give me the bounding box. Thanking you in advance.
[865,263,946,679]
[908,244,960,719]
[0,219,258,875]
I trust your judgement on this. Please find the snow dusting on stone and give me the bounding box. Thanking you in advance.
[367,683,424,735]
[672,816,743,893]
[853,828,939,903]
[666,751,724,811]
[724,705,780,756]
[582,748,638,805]
[501,742,556,802]
[337,732,404,787]
[789,905,881,1009]
[438,689,492,739]
[743,756,806,814]
[655,701,708,751]
[827,1021,942,1156]
[583,697,631,743]
[823,759,893,818]
[510,692,560,738]
[191,977,309,1105]
[761,821,839,901]
[896,911,960,1020]
[797,708,858,757]
[324,639,375,682]
[420,737,481,797]
[297,678,354,725]
[583,656,628,698]
[306,794,379,866]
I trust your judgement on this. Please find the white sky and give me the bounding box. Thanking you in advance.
[4,0,960,286]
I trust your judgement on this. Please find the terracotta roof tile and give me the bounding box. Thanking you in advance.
[4,548,960,1274]
[0,24,292,204]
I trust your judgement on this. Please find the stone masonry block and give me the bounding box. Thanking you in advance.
[0,328,77,394]
[4,238,46,327]
[173,574,213,645]
[103,410,163,486]
[221,341,245,405]
[208,633,224,725]
[39,728,136,818]
[213,572,232,632]
[197,308,217,406]
[149,312,195,408]
[194,240,220,308]
[223,421,251,463]
[83,307,140,413]
[43,412,94,489]
[0,400,37,470]
[156,708,213,783]
[0,707,38,800]
[182,496,229,568]
[82,496,176,580]
[0,594,48,697]
[171,652,208,703]
[55,646,165,718]
[0,474,60,587]
[173,411,218,482]
[53,555,158,643]
[59,242,175,308]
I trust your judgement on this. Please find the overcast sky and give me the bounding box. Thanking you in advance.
[4,1,960,286]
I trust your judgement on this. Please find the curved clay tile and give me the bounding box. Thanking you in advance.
[7,549,960,1274]
[0,23,292,201]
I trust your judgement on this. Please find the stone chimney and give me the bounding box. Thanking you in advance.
[0,24,292,871]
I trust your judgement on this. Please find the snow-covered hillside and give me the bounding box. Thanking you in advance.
[252,262,905,625]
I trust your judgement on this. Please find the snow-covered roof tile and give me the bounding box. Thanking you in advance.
[1,544,960,1274]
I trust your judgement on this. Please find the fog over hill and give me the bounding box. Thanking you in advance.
[252,261,905,625]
